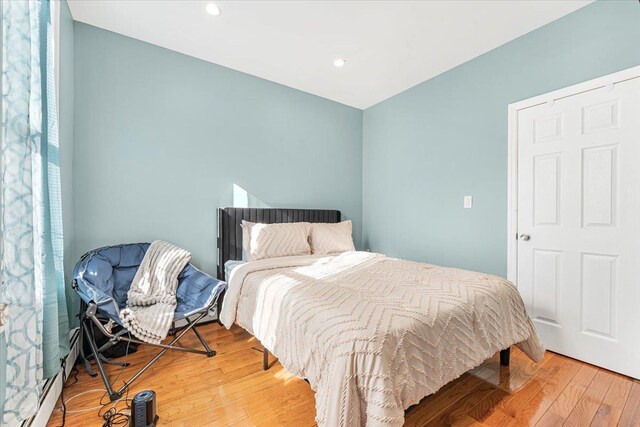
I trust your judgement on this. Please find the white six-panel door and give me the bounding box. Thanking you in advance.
[514,72,640,379]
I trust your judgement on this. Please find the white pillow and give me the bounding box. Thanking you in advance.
[310,220,355,255]
[241,221,311,261]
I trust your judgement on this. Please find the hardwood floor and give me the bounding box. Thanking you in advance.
[47,322,640,426]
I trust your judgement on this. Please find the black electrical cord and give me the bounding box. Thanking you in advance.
[102,407,131,427]
[59,358,66,427]
[59,323,148,426]
[66,365,80,387]
[100,335,133,427]
[58,363,80,427]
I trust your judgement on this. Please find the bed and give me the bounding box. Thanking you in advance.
[216,207,544,427]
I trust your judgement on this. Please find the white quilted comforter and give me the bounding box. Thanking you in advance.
[220,251,544,426]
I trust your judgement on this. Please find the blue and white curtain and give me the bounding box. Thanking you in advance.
[1,0,70,424]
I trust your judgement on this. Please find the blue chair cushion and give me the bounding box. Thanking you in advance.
[73,243,226,325]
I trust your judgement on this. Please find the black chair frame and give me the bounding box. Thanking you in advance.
[74,280,223,401]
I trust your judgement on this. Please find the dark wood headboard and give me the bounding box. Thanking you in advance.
[216,208,341,280]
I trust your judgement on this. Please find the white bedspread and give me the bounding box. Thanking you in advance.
[220,251,544,426]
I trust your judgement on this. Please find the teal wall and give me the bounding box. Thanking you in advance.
[362,0,640,277]
[60,0,78,327]
[70,1,640,281]
[73,23,363,275]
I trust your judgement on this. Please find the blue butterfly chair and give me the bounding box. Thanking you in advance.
[72,243,226,401]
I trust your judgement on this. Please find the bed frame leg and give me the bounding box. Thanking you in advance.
[500,347,511,366]
[263,347,269,371]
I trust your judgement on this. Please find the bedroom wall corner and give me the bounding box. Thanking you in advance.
[362,0,640,277]
[59,0,78,327]
[72,23,364,275]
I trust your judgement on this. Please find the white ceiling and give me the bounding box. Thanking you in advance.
[68,1,592,109]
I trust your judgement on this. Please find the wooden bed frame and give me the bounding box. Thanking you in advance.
[215,207,510,369]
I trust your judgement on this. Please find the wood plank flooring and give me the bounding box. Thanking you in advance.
[47,323,640,426]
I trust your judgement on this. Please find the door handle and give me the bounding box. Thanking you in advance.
[520,234,531,241]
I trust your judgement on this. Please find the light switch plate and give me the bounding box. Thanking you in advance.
[464,196,473,208]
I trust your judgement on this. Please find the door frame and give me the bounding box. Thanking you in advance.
[506,65,640,284]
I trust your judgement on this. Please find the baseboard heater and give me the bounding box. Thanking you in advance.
[21,327,80,427]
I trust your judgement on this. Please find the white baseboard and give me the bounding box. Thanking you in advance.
[22,328,80,427]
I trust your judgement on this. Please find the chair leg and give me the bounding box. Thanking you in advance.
[84,305,219,401]
[84,320,122,401]
[500,347,511,366]
[78,319,97,377]
[187,319,215,357]
[113,312,212,399]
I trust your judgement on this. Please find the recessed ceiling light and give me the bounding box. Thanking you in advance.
[334,58,346,67]
[205,3,221,16]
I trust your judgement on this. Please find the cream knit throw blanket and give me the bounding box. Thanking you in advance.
[120,241,191,344]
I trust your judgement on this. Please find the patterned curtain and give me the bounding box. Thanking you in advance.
[1,0,70,424]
